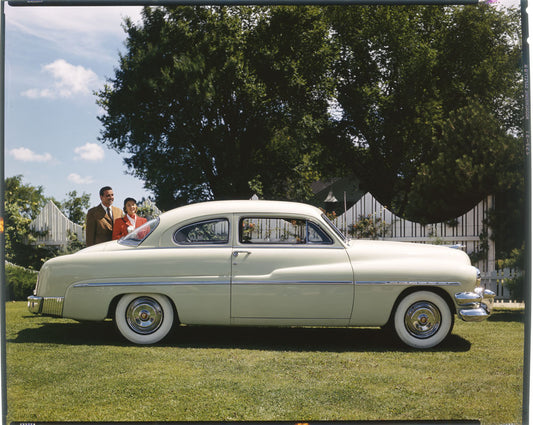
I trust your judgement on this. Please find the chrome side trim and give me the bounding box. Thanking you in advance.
[74,280,353,287]
[356,281,461,286]
[232,280,353,285]
[73,280,230,288]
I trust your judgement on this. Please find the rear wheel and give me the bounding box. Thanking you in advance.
[393,291,453,349]
[115,294,174,344]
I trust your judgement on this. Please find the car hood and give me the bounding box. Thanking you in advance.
[345,239,476,284]
[346,239,471,263]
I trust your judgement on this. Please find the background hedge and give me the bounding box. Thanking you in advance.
[6,262,37,301]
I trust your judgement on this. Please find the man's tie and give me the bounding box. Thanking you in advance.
[107,207,112,221]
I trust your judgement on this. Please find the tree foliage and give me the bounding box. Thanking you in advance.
[97,5,524,255]
[5,175,57,269]
[5,177,91,268]
[54,190,91,226]
[98,6,337,210]
[328,5,523,223]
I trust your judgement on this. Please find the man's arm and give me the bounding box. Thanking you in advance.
[85,209,96,247]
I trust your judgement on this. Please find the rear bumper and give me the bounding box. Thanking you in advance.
[454,287,495,322]
[28,295,64,317]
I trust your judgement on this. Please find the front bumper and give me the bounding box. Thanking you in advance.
[28,295,64,317]
[455,287,495,322]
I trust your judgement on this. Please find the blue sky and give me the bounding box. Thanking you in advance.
[5,5,148,208]
[3,1,520,210]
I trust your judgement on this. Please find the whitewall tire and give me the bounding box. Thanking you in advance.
[393,291,453,349]
[115,294,174,344]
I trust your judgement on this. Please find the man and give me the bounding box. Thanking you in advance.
[85,186,124,246]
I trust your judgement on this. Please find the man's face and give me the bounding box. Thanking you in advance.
[100,190,114,207]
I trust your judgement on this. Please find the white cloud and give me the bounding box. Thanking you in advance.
[74,143,105,161]
[68,173,94,185]
[21,59,101,99]
[9,147,53,162]
[5,7,143,62]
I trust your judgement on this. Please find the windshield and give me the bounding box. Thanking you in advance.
[321,214,347,243]
[119,217,160,247]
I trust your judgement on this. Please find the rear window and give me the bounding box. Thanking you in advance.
[119,218,159,247]
[173,218,229,245]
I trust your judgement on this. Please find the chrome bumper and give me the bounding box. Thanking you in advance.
[28,295,64,317]
[455,287,495,322]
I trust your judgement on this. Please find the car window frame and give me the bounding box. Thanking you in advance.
[173,217,230,246]
[238,216,334,245]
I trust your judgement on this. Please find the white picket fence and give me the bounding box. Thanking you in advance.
[30,200,84,247]
[332,192,496,273]
[481,268,519,300]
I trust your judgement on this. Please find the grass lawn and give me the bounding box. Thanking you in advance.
[6,301,524,424]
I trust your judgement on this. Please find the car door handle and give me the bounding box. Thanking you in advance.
[232,250,251,257]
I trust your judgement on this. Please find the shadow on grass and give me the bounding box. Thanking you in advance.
[10,315,471,353]
[488,309,524,323]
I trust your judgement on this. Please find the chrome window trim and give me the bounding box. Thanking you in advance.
[173,217,230,246]
[238,216,334,246]
[233,245,345,250]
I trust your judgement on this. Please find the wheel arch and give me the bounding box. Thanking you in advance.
[385,286,455,328]
[108,292,180,325]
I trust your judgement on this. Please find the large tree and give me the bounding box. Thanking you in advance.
[327,5,523,225]
[98,4,524,255]
[98,6,337,210]
[5,175,56,269]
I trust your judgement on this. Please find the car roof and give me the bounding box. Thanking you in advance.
[158,200,325,224]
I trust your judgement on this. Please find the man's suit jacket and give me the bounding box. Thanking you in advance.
[85,205,124,246]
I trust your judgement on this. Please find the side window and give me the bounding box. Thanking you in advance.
[240,217,332,245]
[174,219,229,245]
[307,222,333,244]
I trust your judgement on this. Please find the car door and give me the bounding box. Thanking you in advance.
[166,217,233,325]
[230,215,354,326]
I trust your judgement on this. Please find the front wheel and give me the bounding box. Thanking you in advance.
[393,291,453,349]
[115,294,174,344]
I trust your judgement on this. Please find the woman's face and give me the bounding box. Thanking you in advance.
[125,200,137,216]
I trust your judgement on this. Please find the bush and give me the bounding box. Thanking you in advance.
[497,245,524,300]
[504,274,524,300]
[6,262,37,301]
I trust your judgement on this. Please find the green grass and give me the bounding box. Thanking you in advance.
[6,301,524,424]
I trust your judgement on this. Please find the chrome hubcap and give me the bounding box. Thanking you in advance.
[126,297,163,335]
[404,301,441,339]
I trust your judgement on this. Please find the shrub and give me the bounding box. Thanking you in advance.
[6,262,37,301]
[497,245,524,300]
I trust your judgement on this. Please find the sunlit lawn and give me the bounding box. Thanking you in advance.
[6,301,524,424]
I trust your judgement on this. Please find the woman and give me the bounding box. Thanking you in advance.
[112,197,148,240]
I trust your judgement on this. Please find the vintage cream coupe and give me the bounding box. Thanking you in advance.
[28,200,494,348]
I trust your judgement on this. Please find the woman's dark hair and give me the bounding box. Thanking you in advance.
[123,197,137,213]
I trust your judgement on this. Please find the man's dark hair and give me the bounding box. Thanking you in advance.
[99,186,113,197]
